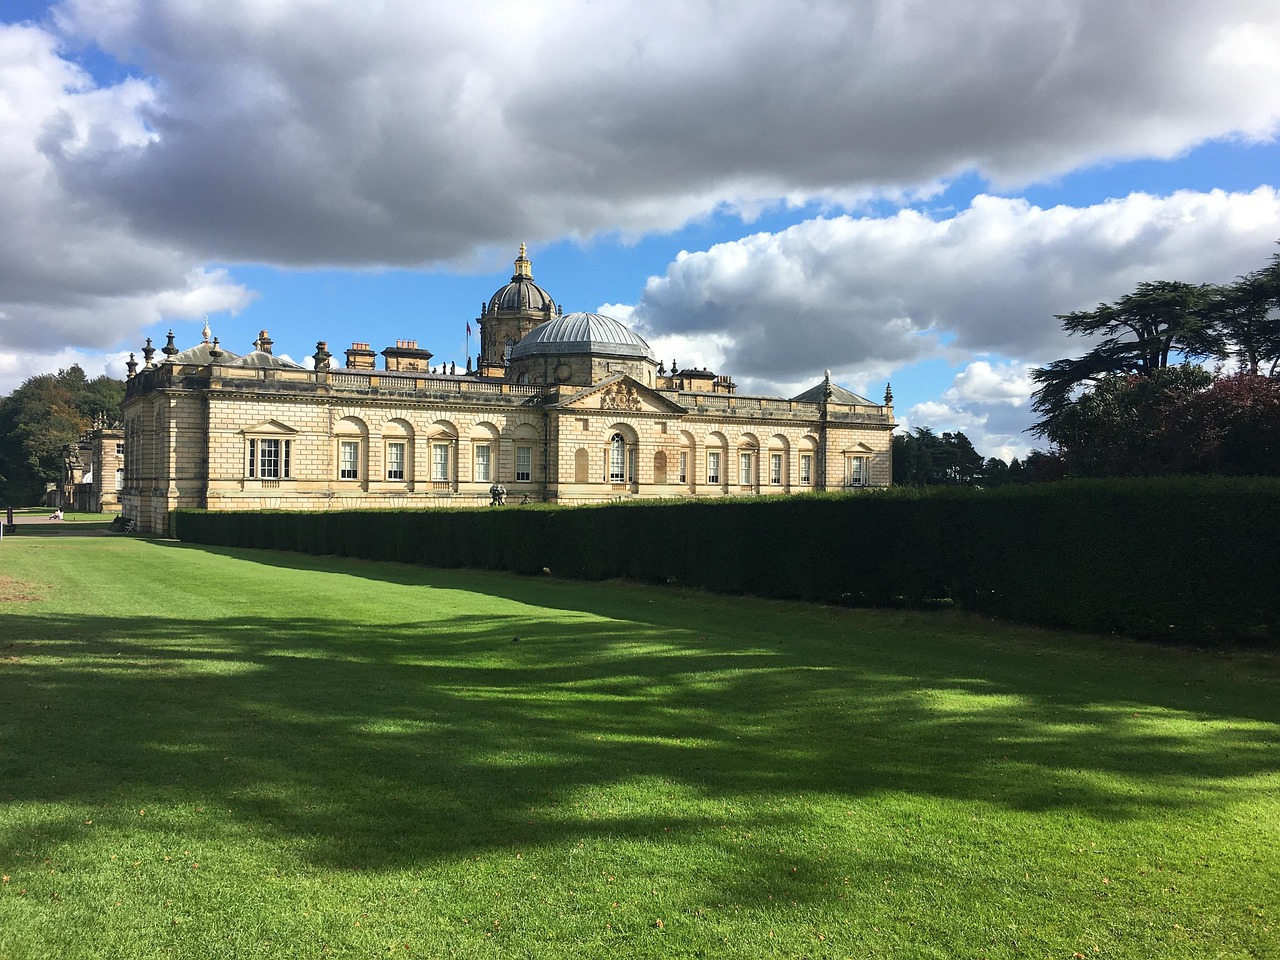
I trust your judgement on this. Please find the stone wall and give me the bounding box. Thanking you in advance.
[123,362,895,534]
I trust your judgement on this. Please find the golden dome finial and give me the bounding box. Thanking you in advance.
[513,243,532,279]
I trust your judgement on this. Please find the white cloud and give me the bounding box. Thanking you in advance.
[942,361,1036,407]
[0,346,132,396]
[629,188,1280,391]
[0,22,254,364]
[902,362,1039,460]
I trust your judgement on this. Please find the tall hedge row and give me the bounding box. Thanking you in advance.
[171,477,1280,644]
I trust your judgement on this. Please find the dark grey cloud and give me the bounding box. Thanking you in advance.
[46,0,1280,264]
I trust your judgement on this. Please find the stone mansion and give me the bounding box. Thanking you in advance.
[121,247,896,534]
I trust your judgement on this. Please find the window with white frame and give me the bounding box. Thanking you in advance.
[845,455,868,486]
[431,443,450,481]
[339,440,360,480]
[770,453,782,485]
[800,453,813,485]
[679,451,688,483]
[114,469,124,491]
[516,445,532,482]
[115,442,124,456]
[739,452,753,485]
[248,437,291,479]
[474,443,491,482]
[707,450,721,484]
[386,441,405,481]
[609,434,625,482]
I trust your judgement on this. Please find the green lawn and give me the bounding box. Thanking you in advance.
[1,536,1276,959]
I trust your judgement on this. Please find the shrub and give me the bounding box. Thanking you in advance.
[171,478,1280,646]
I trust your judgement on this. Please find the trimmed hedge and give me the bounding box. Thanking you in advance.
[172,477,1280,645]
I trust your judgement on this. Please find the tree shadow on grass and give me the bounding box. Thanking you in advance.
[2,538,1278,877]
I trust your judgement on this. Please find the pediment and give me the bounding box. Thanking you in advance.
[842,441,875,454]
[552,375,687,415]
[241,419,298,436]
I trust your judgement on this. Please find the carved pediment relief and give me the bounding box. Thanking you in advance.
[600,380,642,411]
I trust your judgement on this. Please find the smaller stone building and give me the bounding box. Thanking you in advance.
[51,424,124,513]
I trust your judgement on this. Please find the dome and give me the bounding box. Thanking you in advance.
[170,341,242,365]
[486,244,558,316]
[228,351,305,370]
[225,329,305,369]
[488,278,557,315]
[509,311,656,361]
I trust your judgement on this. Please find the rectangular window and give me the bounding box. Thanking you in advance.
[432,443,449,481]
[740,452,753,485]
[679,451,688,483]
[259,438,282,479]
[516,445,532,482]
[250,438,291,479]
[800,454,813,485]
[609,439,625,482]
[707,451,720,484]
[340,440,359,480]
[115,443,124,456]
[386,442,405,481]
[474,444,491,482]
[114,469,124,491]
[846,455,867,486]
[770,453,782,485]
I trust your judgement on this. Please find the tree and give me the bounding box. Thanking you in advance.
[1030,280,1213,438]
[1201,253,1280,376]
[892,428,986,485]
[980,457,1011,486]
[1041,365,1212,476]
[0,366,124,504]
[1165,372,1280,476]
[1026,244,1280,478]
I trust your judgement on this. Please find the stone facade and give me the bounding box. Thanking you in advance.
[121,251,896,534]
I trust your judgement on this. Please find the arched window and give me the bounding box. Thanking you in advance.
[609,433,626,482]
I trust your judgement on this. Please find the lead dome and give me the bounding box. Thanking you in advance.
[485,244,558,316]
[509,311,656,361]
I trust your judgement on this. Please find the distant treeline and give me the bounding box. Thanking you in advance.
[0,366,124,504]
[173,477,1279,647]
[891,428,1062,486]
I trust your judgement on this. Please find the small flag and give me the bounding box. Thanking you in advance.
[466,322,472,336]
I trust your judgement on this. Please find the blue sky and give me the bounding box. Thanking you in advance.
[2,1,1278,458]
